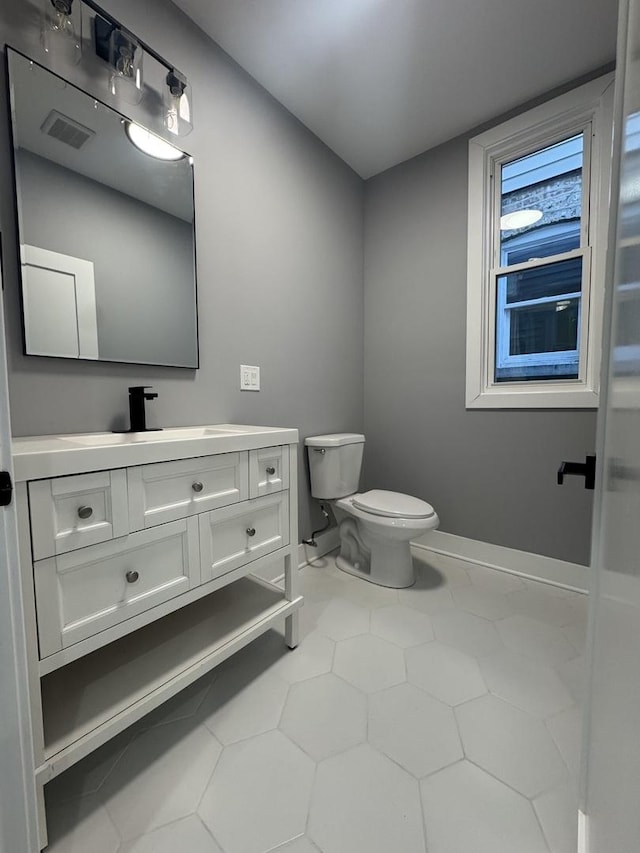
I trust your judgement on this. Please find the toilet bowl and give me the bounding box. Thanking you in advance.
[305,434,439,588]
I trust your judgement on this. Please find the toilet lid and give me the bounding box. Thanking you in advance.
[352,490,435,519]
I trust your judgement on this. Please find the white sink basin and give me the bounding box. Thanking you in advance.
[60,426,246,446]
[12,424,299,482]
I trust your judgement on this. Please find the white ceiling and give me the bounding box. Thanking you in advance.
[172,0,619,178]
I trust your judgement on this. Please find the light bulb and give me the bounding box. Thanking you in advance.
[164,69,193,137]
[108,29,143,105]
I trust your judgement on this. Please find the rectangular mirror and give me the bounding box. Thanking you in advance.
[6,47,199,368]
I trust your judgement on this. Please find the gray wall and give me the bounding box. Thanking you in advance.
[363,135,596,565]
[0,1,600,562]
[0,0,365,539]
[16,150,197,366]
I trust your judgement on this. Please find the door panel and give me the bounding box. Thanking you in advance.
[0,251,40,848]
[582,3,640,851]
[21,244,98,359]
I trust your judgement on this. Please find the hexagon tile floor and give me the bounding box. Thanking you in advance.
[44,548,588,853]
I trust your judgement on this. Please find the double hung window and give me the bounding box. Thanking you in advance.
[466,75,614,408]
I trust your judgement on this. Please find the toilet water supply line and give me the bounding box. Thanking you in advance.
[302,502,331,547]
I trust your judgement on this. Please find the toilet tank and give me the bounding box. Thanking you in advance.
[305,433,365,499]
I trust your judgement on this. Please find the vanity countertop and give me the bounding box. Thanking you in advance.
[12,424,299,481]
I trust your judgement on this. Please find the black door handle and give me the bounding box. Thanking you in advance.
[0,471,12,507]
[557,455,596,489]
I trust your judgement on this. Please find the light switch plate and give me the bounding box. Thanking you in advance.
[240,364,260,391]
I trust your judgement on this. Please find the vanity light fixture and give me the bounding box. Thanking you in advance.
[164,68,193,137]
[126,122,185,161]
[42,0,195,132]
[499,208,543,230]
[94,16,144,105]
[41,0,82,66]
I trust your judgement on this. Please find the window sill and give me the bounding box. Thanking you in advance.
[466,386,599,409]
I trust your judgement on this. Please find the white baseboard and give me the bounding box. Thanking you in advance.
[413,530,589,594]
[256,526,589,594]
[578,810,587,853]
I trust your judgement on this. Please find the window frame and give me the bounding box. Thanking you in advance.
[466,74,615,408]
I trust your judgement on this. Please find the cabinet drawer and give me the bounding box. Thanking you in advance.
[249,446,289,498]
[199,492,289,582]
[29,470,129,560]
[34,518,200,658]
[128,452,249,530]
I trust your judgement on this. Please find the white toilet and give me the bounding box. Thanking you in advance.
[305,433,439,588]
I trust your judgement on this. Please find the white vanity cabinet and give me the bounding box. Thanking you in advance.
[11,425,301,851]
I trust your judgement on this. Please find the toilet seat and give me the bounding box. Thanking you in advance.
[352,489,435,520]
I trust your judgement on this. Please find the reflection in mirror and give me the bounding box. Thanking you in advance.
[7,48,198,368]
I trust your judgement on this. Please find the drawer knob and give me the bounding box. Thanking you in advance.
[77,505,93,520]
[125,570,140,584]
[192,481,204,493]
[246,527,256,537]
[266,466,276,475]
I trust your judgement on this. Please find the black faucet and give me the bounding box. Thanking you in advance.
[127,386,161,432]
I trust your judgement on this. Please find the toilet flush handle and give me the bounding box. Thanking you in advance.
[313,448,326,454]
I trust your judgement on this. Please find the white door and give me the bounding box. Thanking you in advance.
[21,244,98,360]
[581,0,640,850]
[0,251,39,851]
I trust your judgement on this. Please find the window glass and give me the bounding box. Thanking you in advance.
[495,256,583,382]
[504,255,583,303]
[500,133,584,267]
[509,299,580,356]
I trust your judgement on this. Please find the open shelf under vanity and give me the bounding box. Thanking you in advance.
[40,575,302,779]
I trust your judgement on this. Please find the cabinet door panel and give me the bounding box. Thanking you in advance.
[128,452,249,530]
[35,518,199,657]
[199,493,289,582]
[249,446,289,498]
[29,470,128,560]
